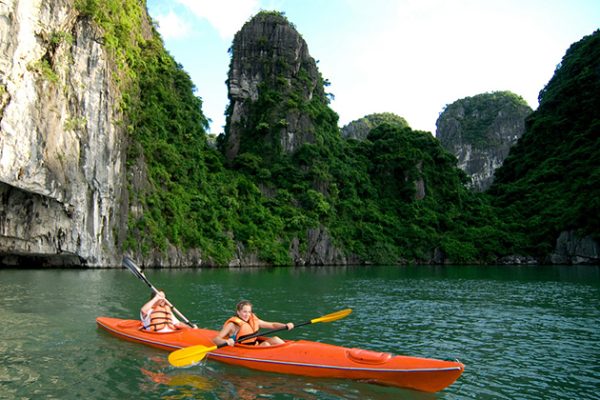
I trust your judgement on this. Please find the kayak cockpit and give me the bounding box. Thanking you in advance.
[346,348,392,364]
[116,319,185,334]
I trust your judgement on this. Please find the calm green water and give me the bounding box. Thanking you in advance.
[0,265,598,399]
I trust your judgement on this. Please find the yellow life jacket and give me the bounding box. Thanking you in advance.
[225,313,260,344]
[145,305,176,332]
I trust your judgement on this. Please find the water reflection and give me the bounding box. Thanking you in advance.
[139,363,434,400]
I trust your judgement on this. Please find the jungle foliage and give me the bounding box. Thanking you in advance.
[88,2,597,264]
[489,30,600,255]
[438,91,531,148]
[341,112,410,140]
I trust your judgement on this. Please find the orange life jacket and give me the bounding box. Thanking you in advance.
[225,313,260,344]
[144,305,176,332]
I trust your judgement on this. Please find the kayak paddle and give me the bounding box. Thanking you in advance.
[168,308,353,367]
[122,256,197,328]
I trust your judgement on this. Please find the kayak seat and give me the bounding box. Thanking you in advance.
[346,348,392,365]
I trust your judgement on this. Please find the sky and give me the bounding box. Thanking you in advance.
[146,0,599,135]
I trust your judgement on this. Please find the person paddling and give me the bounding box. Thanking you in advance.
[213,300,294,347]
[140,291,185,332]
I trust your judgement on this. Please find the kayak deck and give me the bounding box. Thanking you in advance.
[96,317,464,393]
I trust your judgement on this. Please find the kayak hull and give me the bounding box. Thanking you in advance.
[96,317,463,393]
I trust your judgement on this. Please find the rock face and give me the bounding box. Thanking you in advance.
[436,91,532,192]
[289,227,359,266]
[0,0,127,266]
[223,11,326,161]
[549,231,600,265]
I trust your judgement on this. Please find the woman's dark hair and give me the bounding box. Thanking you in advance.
[236,300,252,312]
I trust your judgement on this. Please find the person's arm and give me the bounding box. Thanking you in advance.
[140,309,152,328]
[258,319,294,331]
[213,322,236,346]
[169,307,185,327]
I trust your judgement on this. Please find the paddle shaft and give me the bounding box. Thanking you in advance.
[122,257,196,328]
[235,320,310,344]
[230,308,352,345]
[209,318,322,353]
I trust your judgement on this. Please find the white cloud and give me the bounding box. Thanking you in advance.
[324,0,563,133]
[154,10,192,39]
[176,0,261,39]
[147,0,598,135]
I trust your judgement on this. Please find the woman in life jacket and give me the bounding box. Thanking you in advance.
[213,300,294,347]
[140,290,183,333]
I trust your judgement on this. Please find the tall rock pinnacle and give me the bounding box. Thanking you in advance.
[223,11,333,161]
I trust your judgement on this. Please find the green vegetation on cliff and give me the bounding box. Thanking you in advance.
[341,112,409,140]
[489,30,600,255]
[328,124,515,263]
[87,3,597,264]
[438,91,531,148]
[76,0,231,262]
[214,11,515,264]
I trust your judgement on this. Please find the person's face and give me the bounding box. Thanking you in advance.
[237,305,252,321]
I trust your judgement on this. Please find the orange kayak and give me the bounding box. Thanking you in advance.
[96,316,464,393]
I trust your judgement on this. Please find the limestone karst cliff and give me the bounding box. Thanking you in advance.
[1,3,596,267]
[222,11,336,162]
[0,0,130,266]
[436,91,532,192]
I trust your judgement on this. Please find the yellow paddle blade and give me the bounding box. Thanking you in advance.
[168,344,217,368]
[310,308,352,324]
